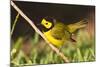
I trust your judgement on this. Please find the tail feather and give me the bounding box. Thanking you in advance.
[66,19,87,33]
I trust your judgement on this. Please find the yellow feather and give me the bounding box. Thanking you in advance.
[43,30,65,47]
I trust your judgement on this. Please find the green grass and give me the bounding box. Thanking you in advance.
[11,31,95,67]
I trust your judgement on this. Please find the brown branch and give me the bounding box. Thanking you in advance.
[11,1,69,63]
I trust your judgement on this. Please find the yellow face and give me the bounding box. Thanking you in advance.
[41,19,52,29]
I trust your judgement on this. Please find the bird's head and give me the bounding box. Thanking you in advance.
[40,17,55,32]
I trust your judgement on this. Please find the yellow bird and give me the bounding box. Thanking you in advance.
[40,17,87,47]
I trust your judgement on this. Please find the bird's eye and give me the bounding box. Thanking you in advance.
[45,23,48,25]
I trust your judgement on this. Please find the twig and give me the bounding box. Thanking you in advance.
[11,1,69,63]
[11,13,19,36]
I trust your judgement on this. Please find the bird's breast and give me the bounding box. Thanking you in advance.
[43,30,65,47]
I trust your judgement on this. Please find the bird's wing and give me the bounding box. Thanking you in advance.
[66,19,87,33]
[51,23,65,40]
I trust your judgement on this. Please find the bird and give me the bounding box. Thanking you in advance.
[39,17,87,47]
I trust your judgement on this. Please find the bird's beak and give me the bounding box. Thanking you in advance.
[37,23,41,26]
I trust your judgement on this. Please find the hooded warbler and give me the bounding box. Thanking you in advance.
[40,17,87,47]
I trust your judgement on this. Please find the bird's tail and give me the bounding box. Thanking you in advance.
[74,19,87,28]
[66,19,88,33]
